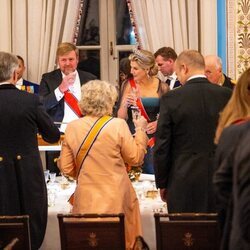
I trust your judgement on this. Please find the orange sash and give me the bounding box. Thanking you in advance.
[64,91,83,117]
[129,79,150,122]
[129,79,155,148]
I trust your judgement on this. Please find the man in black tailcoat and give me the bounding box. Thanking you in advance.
[0,51,60,249]
[154,50,232,213]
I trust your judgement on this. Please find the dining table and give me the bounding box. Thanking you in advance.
[39,173,167,250]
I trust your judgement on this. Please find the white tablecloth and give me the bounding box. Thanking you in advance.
[40,174,167,250]
[39,145,62,171]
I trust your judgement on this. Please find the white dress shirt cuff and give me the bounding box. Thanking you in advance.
[55,87,64,101]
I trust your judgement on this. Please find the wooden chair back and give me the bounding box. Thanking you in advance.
[57,213,126,250]
[0,215,31,250]
[154,213,221,250]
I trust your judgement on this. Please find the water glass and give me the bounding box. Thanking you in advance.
[48,189,56,207]
[137,190,145,201]
[49,172,56,184]
[44,170,50,183]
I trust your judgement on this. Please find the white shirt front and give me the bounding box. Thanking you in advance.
[54,71,81,133]
[15,78,24,89]
[157,71,178,90]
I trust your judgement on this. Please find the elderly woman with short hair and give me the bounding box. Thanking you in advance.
[58,79,148,249]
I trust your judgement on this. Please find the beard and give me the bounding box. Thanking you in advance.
[62,67,76,75]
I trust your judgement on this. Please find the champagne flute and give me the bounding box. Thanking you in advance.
[130,87,138,109]
[131,106,141,121]
[130,87,140,120]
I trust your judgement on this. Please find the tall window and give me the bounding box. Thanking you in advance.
[76,0,135,85]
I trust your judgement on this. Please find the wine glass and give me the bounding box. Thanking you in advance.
[48,188,56,207]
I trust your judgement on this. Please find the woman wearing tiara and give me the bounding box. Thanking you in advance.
[117,49,169,174]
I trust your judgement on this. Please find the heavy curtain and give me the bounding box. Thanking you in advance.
[0,0,81,83]
[0,0,218,82]
[128,0,217,55]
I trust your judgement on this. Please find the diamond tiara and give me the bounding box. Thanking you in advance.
[132,48,151,64]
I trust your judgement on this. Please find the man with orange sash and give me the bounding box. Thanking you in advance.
[39,42,96,132]
[39,42,96,173]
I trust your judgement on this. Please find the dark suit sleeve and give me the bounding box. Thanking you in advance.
[39,72,61,112]
[235,133,250,243]
[154,94,172,189]
[33,83,40,94]
[213,128,235,209]
[214,124,247,210]
[213,123,248,235]
[78,70,97,84]
[34,96,60,143]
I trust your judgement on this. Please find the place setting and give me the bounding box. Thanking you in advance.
[43,170,76,208]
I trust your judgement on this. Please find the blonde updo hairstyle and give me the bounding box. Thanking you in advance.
[129,49,158,77]
[79,80,118,117]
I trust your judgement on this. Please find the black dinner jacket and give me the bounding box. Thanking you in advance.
[213,121,250,250]
[154,77,232,212]
[223,74,235,90]
[39,69,96,122]
[231,123,250,250]
[0,83,60,249]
